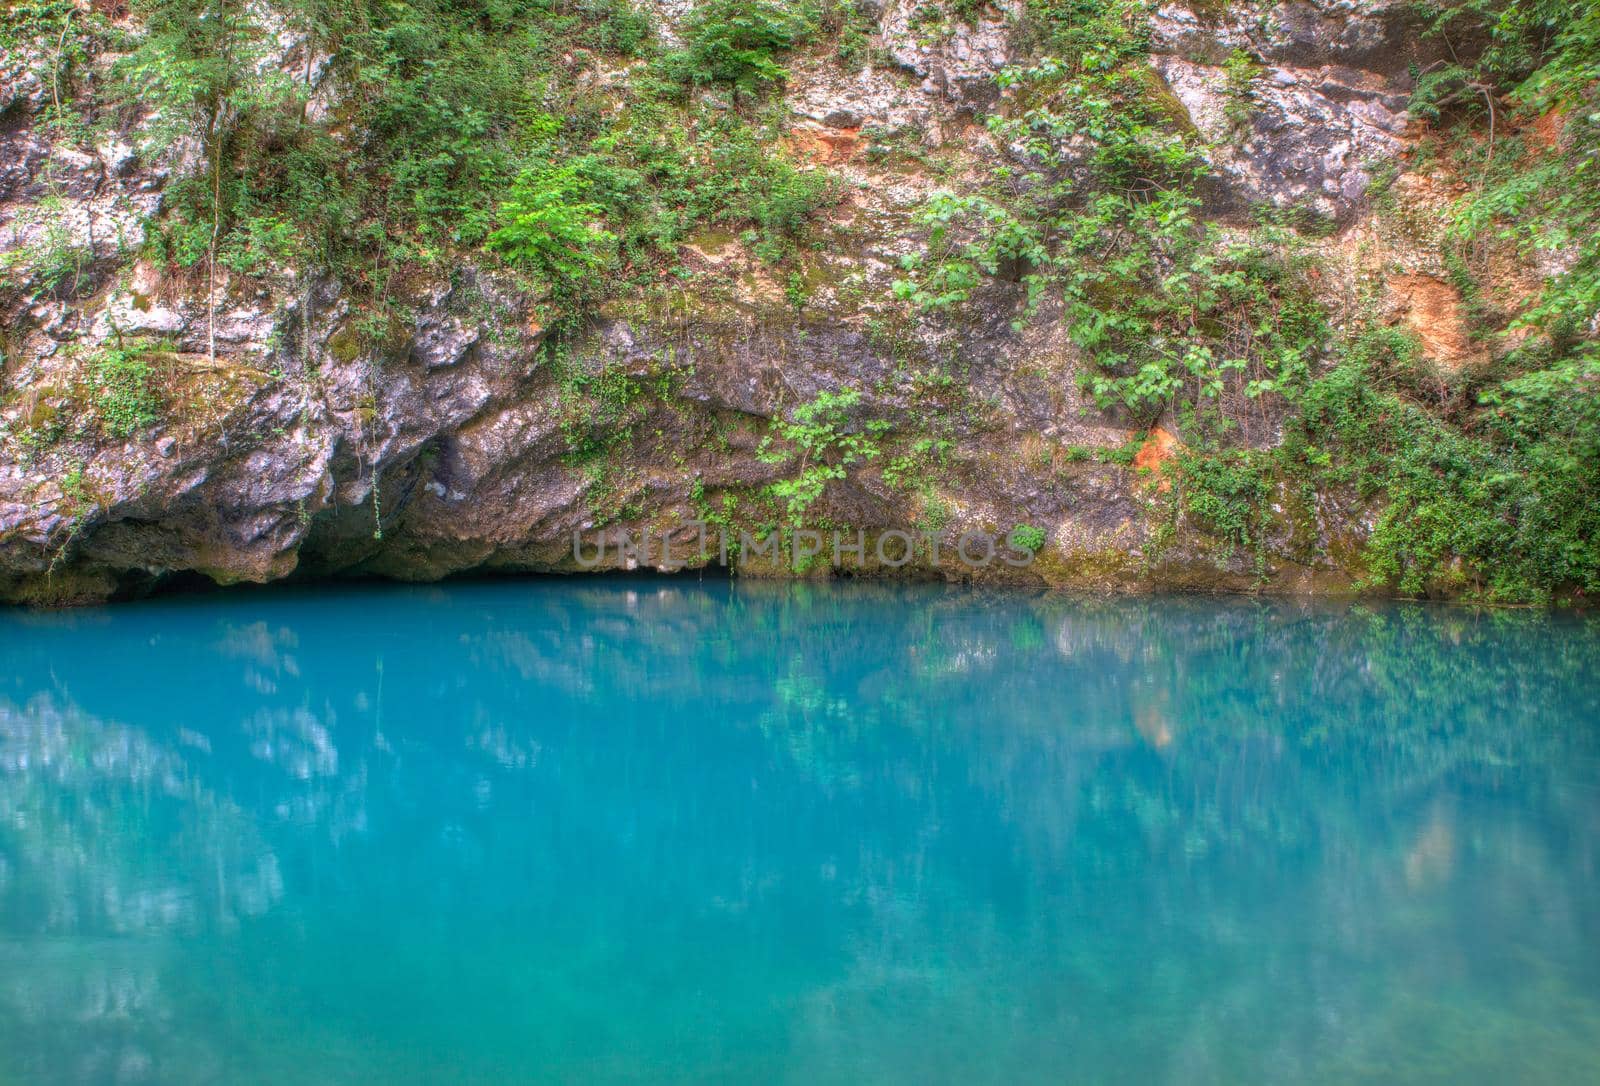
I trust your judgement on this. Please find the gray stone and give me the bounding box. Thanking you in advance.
[411,316,480,371]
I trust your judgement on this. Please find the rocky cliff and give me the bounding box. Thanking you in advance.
[1,0,1595,604]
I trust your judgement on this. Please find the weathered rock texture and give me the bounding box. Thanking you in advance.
[0,1,1537,604]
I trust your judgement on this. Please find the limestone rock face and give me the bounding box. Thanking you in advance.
[1151,1,1430,223]
[0,1,1519,604]
[881,0,1021,115]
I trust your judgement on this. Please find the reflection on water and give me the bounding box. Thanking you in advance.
[2,581,1599,1083]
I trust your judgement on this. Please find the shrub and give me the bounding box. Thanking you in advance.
[1009,523,1048,554]
[665,0,819,97]
[486,165,617,299]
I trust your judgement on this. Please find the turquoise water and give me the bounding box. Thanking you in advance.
[2,581,1599,1084]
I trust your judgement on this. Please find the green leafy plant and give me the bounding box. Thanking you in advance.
[661,0,819,97]
[1277,332,1600,600]
[1221,47,1263,130]
[1174,450,1271,562]
[487,165,618,303]
[881,435,954,490]
[757,388,890,523]
[88,344,164,438]
[888,0,1599,599]
[1,0,103,140]
[1009,523,1048,554]
[892,193,1049,319]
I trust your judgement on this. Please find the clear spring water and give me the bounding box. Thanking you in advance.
[2,579,1599,1084]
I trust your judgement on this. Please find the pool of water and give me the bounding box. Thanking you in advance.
[2,579,1599,1083]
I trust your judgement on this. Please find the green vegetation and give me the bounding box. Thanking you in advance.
[1009,523,1047,554]
[900,0,1328,427]
[5,0,1596,602]
[1221,47,1263,130]
[881,435,954,492]
[1279,328,1599,599]
[88,344,164,438]
[104,0,837,332]
[486,166,618,303]
[890,0,1600,601]
[0,202,94,302]
[1301,0,1599,600]
[1409,0,1600,347]
[3,343,167,449]
[662,0,819,98]
[2,0,845,463]
[47,463,95,576]
[892,4,1321,435]
[757,388,890,523]
[0,0,103,139]
[120,0,298,357]
[1172,449,1271,563]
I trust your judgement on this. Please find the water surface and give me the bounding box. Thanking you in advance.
[2,580,1599,1083]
